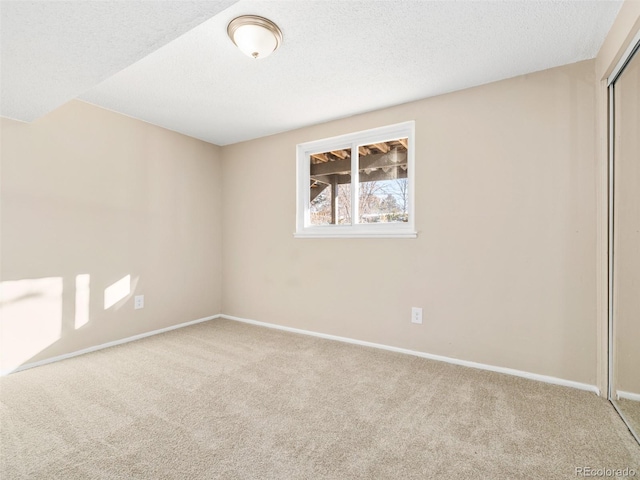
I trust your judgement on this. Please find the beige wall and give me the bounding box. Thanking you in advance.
[222,60,598,385]
[0,100,222,373]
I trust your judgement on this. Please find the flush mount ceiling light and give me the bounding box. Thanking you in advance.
[227,15,282,59]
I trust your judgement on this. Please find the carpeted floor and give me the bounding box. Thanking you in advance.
[1,319,639,479]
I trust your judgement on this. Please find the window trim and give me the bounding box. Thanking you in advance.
[295,121,416,238]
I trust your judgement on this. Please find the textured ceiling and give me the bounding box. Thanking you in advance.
[0,0,238,122]
[2,1,623,145]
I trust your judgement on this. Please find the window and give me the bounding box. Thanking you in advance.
[296,121,416,238]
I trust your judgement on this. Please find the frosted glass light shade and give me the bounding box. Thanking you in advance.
[228,16,282,59]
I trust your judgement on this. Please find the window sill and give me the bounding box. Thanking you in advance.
[294,229,418,239]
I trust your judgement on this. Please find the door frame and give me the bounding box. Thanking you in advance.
[606,30,640,444]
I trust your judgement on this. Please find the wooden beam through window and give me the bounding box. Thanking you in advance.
[310,151,407,176]
[310,183,329,202]
[312,167,407,186]
[330,150,349,159]
[311,153,329,163]
[330,176,338,224]
[372,142,390,153]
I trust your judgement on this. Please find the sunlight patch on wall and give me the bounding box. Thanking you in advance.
[75,274,90,329]
[0,277,63,374]
[104,275,130,310]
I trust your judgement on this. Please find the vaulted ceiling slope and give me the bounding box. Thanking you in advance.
[0,0,239,122]
[1,1,623,145]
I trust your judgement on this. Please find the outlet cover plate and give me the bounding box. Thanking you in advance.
[134,295,144,309]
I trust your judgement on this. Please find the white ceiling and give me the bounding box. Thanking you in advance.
[0,0,238,122]
[2,1,623,145]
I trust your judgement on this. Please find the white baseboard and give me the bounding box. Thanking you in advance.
[2,314,221,376]
[4,312,602,397]
[617,390,640,402]
[221,314,600,395]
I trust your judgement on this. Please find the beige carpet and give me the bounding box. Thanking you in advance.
[1,319,639,479]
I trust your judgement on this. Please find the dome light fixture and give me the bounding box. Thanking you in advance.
[227,15,282,59]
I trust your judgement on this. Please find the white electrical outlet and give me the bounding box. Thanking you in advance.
[134,295,144,309]
[411,307,423,324]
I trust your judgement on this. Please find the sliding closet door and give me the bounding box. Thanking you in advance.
[612,44,640,439]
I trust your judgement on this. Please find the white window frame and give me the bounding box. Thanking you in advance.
[295,121,416,238]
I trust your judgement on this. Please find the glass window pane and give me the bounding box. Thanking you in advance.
[337,183,351,225]
[309,148,352,225]
[357,138,409,224]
